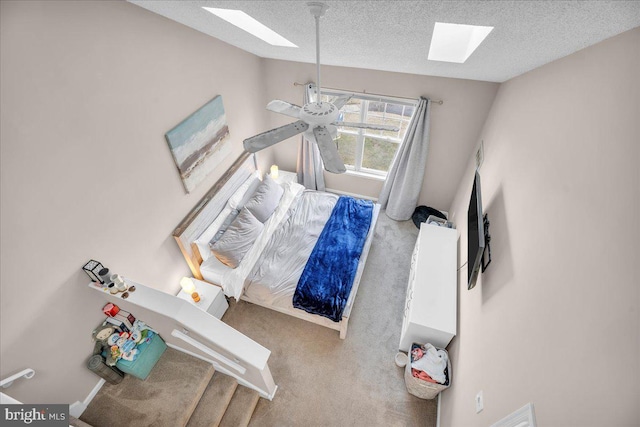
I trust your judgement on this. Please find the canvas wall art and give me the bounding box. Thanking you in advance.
[165,95,231,193]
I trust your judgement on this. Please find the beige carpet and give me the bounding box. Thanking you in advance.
[80,347,214,427]
[223,211,438,427]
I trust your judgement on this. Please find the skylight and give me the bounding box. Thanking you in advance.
[428,22,493,63]
[202,7,297,48]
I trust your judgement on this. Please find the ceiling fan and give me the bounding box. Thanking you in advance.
[243,2,399,174]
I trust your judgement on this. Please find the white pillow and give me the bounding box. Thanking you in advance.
[208,209,240,247]
[193,174,261,262]
[211,208,264,269]
[200,255,231,285]
[193,206,233,262]
[244,175,284,223]
[228,173,261,210]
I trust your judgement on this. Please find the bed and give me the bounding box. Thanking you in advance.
[172,152,380,339]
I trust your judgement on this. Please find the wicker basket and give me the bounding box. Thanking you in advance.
[404,344,451,399]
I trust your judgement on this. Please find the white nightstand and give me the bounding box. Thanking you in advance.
[269,170,298,185]
[176,279,228,320]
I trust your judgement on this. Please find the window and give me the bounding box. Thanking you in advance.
[320,89,416,177]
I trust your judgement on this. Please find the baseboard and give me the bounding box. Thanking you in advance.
[166,343,278,401]
[325,188,378,202]
[69,402,86,418]
[436,392,441,427]
[69,379,105,418]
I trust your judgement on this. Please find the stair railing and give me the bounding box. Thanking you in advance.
[171,329,246,374]
[89,279,278,400]
[1,369,35,388]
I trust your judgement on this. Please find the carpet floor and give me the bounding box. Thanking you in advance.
[80,347,214,427]
[223,211,438,427]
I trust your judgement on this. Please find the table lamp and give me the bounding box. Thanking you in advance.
[270,164,279,179]
[180,277,196,295]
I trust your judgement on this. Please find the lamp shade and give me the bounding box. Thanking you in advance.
[270,164,279,179]
[180,277,196,294]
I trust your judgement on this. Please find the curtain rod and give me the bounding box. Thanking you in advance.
[293,82,443,105]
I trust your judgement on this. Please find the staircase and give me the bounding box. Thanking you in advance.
[78,347,261,427]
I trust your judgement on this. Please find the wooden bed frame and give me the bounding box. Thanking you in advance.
[172,151,257,281]
[172,152,380,339]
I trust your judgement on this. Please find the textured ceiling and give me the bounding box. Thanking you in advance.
[128,1,640,83]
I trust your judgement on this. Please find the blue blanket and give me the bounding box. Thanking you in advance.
[293,196,374,322]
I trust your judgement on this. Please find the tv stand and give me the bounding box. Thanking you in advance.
[399,223,457,351]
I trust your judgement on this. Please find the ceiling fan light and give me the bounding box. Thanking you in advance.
[428,22,493,63]
[202,7,298,48]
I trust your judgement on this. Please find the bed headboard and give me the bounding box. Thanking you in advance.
[172,151,258,279]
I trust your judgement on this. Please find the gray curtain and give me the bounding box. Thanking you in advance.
[296,83,325,191]
[378,97,431,221]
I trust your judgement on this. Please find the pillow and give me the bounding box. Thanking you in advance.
[244,174,284,223]
[200,254,232,285]
[209,209,240,247]
[193,206,234,262]
[228,173,261,210]
[211,208,263,268]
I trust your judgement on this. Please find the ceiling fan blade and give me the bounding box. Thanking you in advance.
[244,120,309,153]
[333,121,400,132]
[332,95,351,110]
[266,100,302,119]
[313,126,346,174]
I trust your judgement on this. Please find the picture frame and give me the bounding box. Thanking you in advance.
[165,95,232,193]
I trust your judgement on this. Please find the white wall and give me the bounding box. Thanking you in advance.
[442,28,640,425]
[262,59,498,212]
[0,0,271,404]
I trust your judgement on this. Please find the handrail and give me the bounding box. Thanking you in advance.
[0,369,35,388]
[88,279,277,399]
[171,329,246,375]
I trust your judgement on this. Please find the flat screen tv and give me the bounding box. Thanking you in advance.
[467,171,485,290]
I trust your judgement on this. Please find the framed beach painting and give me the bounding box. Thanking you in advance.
[165,95,232,193]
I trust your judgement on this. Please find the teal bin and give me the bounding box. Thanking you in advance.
[116,334,167,380]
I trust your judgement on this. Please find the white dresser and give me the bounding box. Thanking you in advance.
[399,223,457,351]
